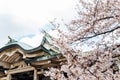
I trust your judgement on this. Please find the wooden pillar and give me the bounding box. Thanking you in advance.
[7,74,11,80]
[34,69,38,80]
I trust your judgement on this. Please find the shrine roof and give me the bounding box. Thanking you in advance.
[0,33,60,55]
[0,36,34,53]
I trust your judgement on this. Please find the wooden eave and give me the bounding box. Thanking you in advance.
[0,34,66,78]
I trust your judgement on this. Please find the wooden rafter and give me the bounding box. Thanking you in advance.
[5,66,35,74]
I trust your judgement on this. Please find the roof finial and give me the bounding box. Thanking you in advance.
[8,36,12,41]
[6,36,17,45]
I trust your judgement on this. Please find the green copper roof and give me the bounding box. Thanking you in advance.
[6,36,33,50]
[1,34,60,54]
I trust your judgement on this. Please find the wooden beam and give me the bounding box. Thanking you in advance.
[10,61,27,68]
[31,60,51,66]
[0,61,10,68]
[37,71,44,75]
[2,55,9,62]
[9,53,20,63]
[41,63,59,68]
[0,77,7,80]
[7,74,11,80]
[26,51,45,58]
[5,66,35,74]
[7,53,20,63]
[55,58,66,62]
[34,69,38,80]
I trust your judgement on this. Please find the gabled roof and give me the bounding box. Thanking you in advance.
[0,33,60,55]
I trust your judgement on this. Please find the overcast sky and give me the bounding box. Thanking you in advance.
[0,0,77,48]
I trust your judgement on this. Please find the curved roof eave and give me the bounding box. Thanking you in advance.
[0,43,49,54]
[0,33,59,55]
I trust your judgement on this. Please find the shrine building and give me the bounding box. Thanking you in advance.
[0,33,66,80]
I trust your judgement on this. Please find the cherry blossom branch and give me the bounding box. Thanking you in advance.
[76,26,120,42]
[93,15,119,25]
[87,69,98,78]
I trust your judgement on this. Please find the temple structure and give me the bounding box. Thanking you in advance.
[0,33,66,80]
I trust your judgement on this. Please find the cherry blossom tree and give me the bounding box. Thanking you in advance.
[45,0,120,80]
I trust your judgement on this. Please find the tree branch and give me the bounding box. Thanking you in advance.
[73,26,120,43]
[93,15,119,25]
[87,69,98,78]
[93,0,99,17]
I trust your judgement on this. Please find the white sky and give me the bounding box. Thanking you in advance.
[0,0,77,48]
